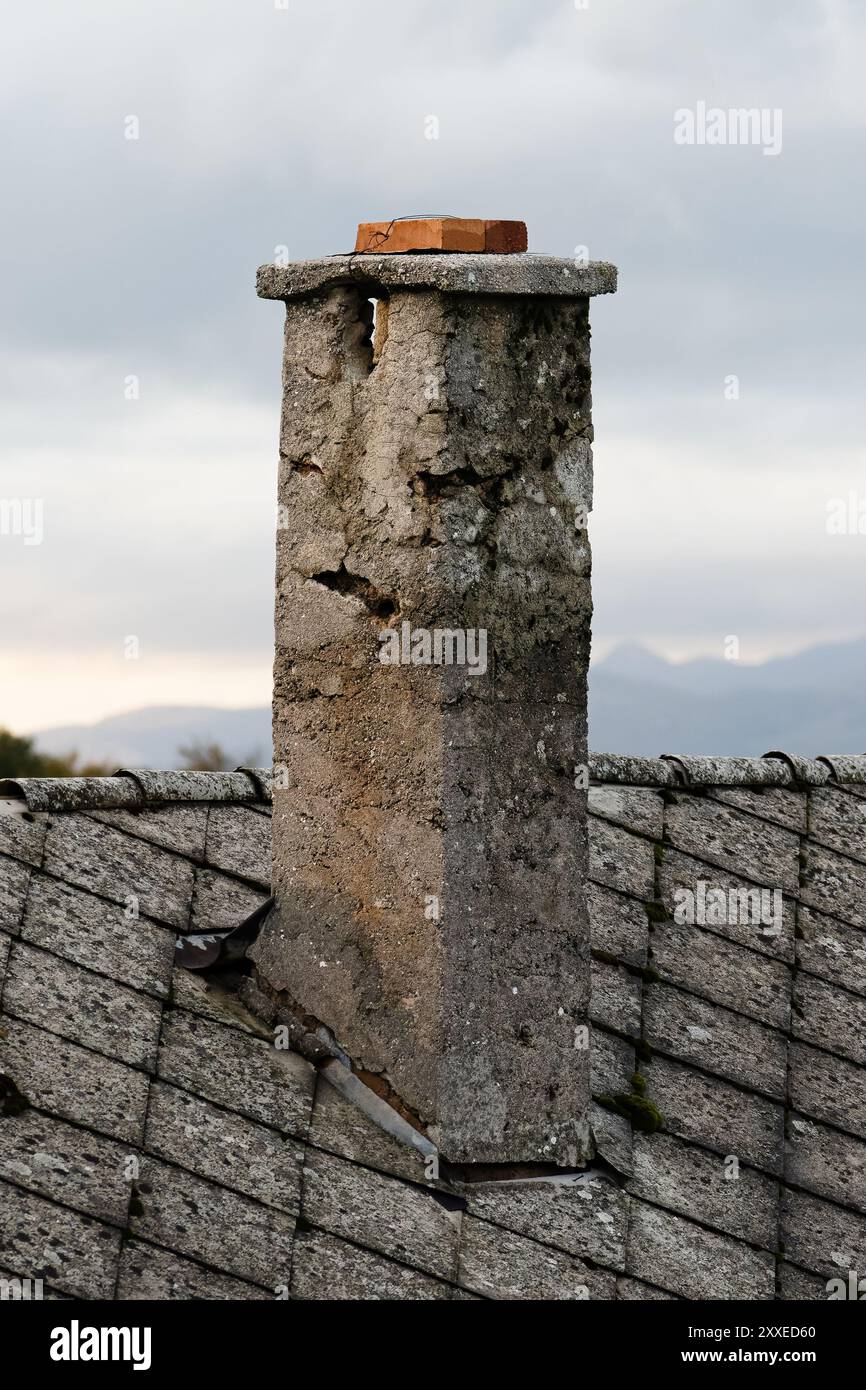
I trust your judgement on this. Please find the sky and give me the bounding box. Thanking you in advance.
[1,0,864,732]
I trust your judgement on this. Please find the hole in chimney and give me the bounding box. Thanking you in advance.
[367,295,390,369]
[311,563,397,621]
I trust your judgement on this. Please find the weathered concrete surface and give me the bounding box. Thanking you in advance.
[252,258,613,1163]
[257,252,616,301]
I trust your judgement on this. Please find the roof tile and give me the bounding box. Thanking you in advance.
[0,856,30,935]
[290,1227,452,1301]
[0,812,46,868]
[0,1110,131,1224]
[588,785,663,838]
[588,882,649,966]
[792,973,866,1067]
[786,1114,866,1213]
[463,1171,627,1272]
[629,1131,778,1249]
[664,795,800,891]
[796,905,866,997]
[301,1147,462,1283]
[0,1017,149,1145]
[21,873,174,998]
[41,814,194,929]
[204,805,271,887]
[662,756,793,787]
[780,1188,866,1280]
[627,1199,775,1299]
[117,1240,271,1301]
[0,1179,121,1299]
[156,1008,314,1137]
[658,848,795,962]
[788,1040,866,1139]
[130,1155,294,1289]
[644,1053,784,1175]
[458,1213,613,1300]
[649,919,791,1030]
[799,842,866,928]
[144,1081,304,1214]
[188,867,270,932]
[87,804,209,861]
[589,817,655,898]
[644,983,787,1098]
[3,942,162,1070]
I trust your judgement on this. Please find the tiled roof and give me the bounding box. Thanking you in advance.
[1,757,865,1299]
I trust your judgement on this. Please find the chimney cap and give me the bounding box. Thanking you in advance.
[355,216,527,255]
[257,253,617,302]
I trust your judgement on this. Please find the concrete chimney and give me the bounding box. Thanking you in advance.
[252,226,617,1166]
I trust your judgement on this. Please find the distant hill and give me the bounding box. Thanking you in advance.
[34,706,271,770]
[28,634,866,767]
[590,634,866,755]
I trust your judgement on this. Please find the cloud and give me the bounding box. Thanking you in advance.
[2,0,865,727]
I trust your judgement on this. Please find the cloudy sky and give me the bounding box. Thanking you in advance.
[1,0,864,731]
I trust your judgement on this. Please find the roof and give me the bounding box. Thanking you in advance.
[1,754,865,1299]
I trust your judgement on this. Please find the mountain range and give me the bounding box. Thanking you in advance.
[29,634,866,767]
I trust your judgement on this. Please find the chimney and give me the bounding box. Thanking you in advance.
[252,220,617,1165]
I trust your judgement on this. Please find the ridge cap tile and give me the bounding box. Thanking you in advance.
[0,768,274,813]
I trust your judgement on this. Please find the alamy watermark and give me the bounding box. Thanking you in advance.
[826,491,866,535]
[0,1275,43,1300]
[0,497,43,545]
[378,621,487,676]
[673,881,782,935]
[826,1270,866,1299]
[674,102,782,157]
